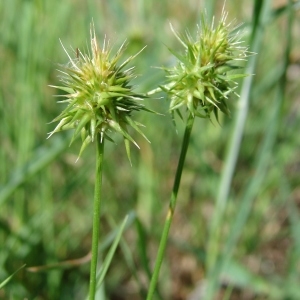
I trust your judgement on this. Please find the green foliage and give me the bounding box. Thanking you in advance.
[0,0,300,299]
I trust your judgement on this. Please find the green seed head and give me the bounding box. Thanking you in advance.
[163,11,250,121]
[49,23,152,161]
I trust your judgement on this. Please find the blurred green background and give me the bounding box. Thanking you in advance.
[1,0,300,299]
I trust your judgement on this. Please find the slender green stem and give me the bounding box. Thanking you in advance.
[205,1,271,298]
[146,113,194,300]
[89,134,105,300]
[207,1,293,297]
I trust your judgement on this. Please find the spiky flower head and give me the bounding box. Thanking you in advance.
[48,23,152,161]
[162,10,250,122]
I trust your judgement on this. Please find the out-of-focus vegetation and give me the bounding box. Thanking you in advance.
[0,0,300,299]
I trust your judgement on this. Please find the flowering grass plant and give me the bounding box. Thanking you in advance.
[146,10,250,299]
[48,10,250,300]
[48,23,152,300]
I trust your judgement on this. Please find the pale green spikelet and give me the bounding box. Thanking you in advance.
[48,23,153,161]
[162,10,250,122]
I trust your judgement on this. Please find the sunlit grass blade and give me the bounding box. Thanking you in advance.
[95,214,129,289]
[205,0,294,298]
[0,265,26,289]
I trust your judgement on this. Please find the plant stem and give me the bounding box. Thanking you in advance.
[89,134,105,300]
[205,2,271,297]
[146,113,194,300]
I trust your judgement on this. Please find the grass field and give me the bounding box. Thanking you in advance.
[1,0,300,299]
